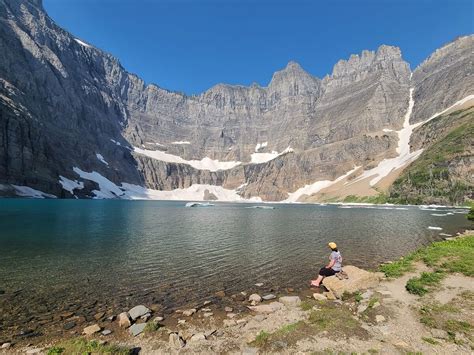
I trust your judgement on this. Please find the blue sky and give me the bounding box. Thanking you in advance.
[44,0,473,95]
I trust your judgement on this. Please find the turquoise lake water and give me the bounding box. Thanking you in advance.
[0,199,470,337]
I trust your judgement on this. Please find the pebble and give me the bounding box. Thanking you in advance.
[215,290,226,298]
[223,319,237,327]
[153,316,164,322]
[249,294,262,304]
[227,313,237,318]
[63,321,76,330]
[107,315,116,322]
[203,312,214,318]
[313,293,327,301]
[83,324,101,335]
[118,312,131,328]
[279,296,302,306]
[255,283,264,287]
[189,333,206,342]
[236,319,247,325]
[128,305,151,321]
[375,315,386,323]
[183,308,197,317]
[94,311,105,321]
[201,308,212,312]
[357,304,368,314]
[1,343,11,349]
[169,333,185,349]
[178,319,186,325]
[262,294,276,301]
[129,323,146,337]
[203,300,212,306]
[224,306,233,312]
[141,313,151,322]
[372,302,381,308]
[101,329,112,336]
[323,291,336,300]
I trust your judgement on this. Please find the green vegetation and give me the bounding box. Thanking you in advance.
[367,297,379,308]
[388,109,474,206]
[144,321,162,333]
[380,234,474,279]
[300,300,316,311]
[419,294,473,343]
[468,207,474,221]
[342,194,389,204]
[406,271,444,295]
[379,255,417,278]
[46,338,132,355]
[422,337,439,345]
[308,303,365,336]
[253,330,271,347]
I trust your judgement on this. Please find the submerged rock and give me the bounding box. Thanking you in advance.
[128,305,151,320]
[322,265,383,299]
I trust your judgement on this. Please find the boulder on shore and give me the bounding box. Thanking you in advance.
[128,305,151,320]
[322,265,383,299]
[118,312,131,328]
[248,302,284,314]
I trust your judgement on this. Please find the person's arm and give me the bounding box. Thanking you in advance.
[326,258,335,269]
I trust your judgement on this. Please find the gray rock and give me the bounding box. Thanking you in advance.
[129,323,146,337]
[169,333,185,349]
[431,328,449,340]
[153,316,164,322]
[128,305,151,320]
[262,294,277,301]
[249,294,262,304]
[101,329,112,336]
[141,313,151,321]
[357,304,368,314]
[182,308,196,317]
[63,321,76,330]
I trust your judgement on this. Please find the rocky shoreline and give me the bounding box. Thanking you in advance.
[1,230,472,354]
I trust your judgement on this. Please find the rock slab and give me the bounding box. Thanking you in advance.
[128,305,151,320]
[83,324,101,335]
[129,323,146,336]
[322,265,383,299]
[279,296,301,307]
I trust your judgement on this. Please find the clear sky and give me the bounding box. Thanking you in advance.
[44,0,473,95]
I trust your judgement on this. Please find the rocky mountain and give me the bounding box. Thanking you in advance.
[0,0,472,203]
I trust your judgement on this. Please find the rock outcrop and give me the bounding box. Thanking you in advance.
[322,266,384,299]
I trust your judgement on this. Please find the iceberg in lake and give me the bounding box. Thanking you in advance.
[185,202,215,208]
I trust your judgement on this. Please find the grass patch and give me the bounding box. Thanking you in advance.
[379,254,416,278]
[46,338,132,355]
[308,303,367,338]
[343,194,389,204]
[300,300,315,311]
[252,330,271,347]
[419,297,473,343]
[368,297,379,308]
[379,234,474,280]
[422,337,439,345]
[250,322,307,349]
[406,271,444,296]
[144,321,162,333]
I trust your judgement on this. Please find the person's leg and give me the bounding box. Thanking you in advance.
[311,275,324,287]
[311,267,334,287]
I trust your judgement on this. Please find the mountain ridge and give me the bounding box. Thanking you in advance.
[0,0,472,202]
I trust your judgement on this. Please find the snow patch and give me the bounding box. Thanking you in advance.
[251,146,294,164]
[74,38,92,48]
[73,168,261,201]
[134,147,241,172]
[59,176,84,195]
[12,185,57,199]
[96,153,109,166]
[284,166,360,203]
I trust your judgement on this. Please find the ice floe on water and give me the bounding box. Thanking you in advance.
[250,146,294,164]
[96,153,109,166]
[428,226,443,230]
[12,185,57,199]
[185,202,215,207]
[134,147,241,172]
[59,176,84,195]
[70,167,262,201]
[284,166,360,203]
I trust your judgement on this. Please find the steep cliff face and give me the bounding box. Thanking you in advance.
[0,0,472,202]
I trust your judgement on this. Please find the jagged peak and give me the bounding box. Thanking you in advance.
[331,44,403,78]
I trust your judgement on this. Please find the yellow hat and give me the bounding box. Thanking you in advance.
[328,242,337,249]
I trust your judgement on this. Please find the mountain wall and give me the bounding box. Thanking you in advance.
[0,0,472,202]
